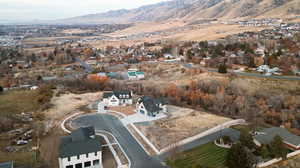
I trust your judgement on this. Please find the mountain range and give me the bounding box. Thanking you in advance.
[57,0,300,24]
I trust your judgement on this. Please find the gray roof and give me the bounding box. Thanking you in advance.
[217,128,240,142]
[59,127,101,158]
[254,127,300,147]
[0,162,13,168]
[138,96,165,114]
[103,91,132,99]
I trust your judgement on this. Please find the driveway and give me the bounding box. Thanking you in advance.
[71,113,166,168]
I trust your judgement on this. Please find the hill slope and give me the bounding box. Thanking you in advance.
[59,0,300,24]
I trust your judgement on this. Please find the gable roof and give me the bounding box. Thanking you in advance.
[59,127,101,158]
[138,96,164,113]
[103,91,132,99]
[254,127,300,147]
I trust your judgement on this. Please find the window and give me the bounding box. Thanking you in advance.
[84,161,91,167]
[93,159,100,165]
[86,153,89,158]
[77,155,80,159]
[95,152,97,156]
[75,163,82,168]
[67,157,71,162]
[66,165,73,168]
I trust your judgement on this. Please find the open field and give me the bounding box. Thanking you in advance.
[167,142,229,168]
[89,22,268,48]
[44,92,102,130]
[108,106,136,116]
[171,24,267,41]
[0,151,37,167]
[0,90,41,117]
[136,105,231,149]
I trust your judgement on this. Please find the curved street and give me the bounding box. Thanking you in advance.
[71,113,166,168]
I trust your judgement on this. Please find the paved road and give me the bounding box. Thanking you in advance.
[72,113,166,168]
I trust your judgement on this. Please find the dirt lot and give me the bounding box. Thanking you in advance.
[43,92,102,130]
[108,106,136,116]
[136,105,231,149]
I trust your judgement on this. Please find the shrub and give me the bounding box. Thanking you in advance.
[218,64,227,73]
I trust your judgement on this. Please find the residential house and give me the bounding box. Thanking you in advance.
[58,127,102,168]
[254,127,300,150]
[0,161,13,168]
[136,96,167,117]
[102,91,133,106]
[127,69,145,80]
[257,65,282,76]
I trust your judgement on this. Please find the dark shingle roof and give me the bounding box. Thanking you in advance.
[59,127,101,158]
[103,91,132,99]
[138,96,164,113]
[254,127,300,147]
[0,162,13,168]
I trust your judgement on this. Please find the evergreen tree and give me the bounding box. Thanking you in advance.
[227,142,256,168]
[259,145,270,159]
[0,86,3,93]
[270,135,288,159]
[218,64,227,74]
[240,130,255,149]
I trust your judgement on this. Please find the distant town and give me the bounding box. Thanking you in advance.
[1,8,300,168]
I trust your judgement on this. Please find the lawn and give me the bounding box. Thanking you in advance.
[0,85,53,117]
[167,142,229,168]
[0,90,41,117]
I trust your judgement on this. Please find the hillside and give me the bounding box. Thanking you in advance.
[58,0,300,24]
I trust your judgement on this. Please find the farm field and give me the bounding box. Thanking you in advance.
[167,142,229,168]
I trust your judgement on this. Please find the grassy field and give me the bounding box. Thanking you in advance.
[0,90,41,117]
[0,151,37,167]
[167,142,229,168]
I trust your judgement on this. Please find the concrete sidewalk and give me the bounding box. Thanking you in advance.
[121,112,167,125]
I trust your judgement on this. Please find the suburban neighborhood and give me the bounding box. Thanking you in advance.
[1,0,300,168]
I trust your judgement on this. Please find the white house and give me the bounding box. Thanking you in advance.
[257,65,282,76]
[136,96,167,117]
[59,127,102,168]
[102,91,133,106]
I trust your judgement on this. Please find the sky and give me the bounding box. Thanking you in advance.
[0,0,166,22]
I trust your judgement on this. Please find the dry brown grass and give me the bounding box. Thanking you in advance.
[136,106,231,149]
[0,90,41,117]
[44,92,102,129]
[108,106,136,116]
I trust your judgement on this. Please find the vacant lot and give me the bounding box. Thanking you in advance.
[0,90,40,117]
[167,142,229,168]
[136,106,231,149]
[108,106,136,116]
[44,92,102,129]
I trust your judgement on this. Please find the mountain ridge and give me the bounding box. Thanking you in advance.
[57,0,300,24]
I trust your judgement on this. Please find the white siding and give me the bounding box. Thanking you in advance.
[59,151,102,168]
